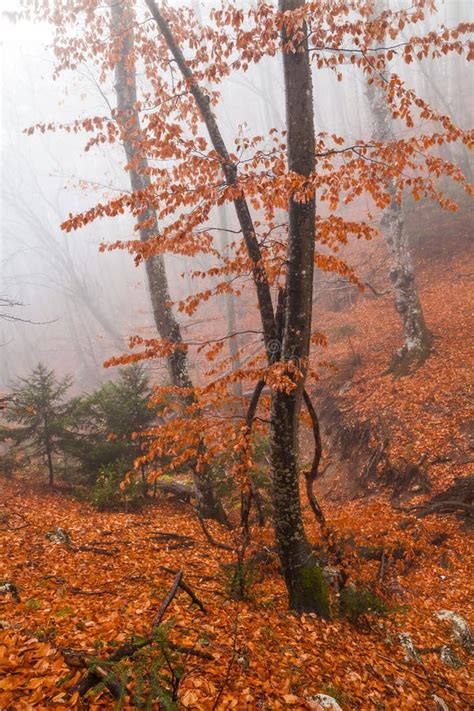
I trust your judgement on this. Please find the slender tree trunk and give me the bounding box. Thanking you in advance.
[45,435,54,487]
[110,0,225,523]
[144,0,278,359]
[366,2,432,375]
[218,205,243,398]
[271,0,329,615]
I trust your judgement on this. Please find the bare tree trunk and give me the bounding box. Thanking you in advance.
[110,0,225,523]
[271,0,329,615]
[44,425,54,487]
[366,3,432,375]
[218,205,243,398]
[46,447,54,487]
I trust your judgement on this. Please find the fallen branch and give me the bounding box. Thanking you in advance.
[197,513,233,552]
[154,480,194,502]
[151,541,194,551]
[149,531,195,543]
[68,587,114,597]
[77,545,117,556]
[70,569,207,700]
[151,571,183,634]
[416,501,474,518]
[401,475,474,519]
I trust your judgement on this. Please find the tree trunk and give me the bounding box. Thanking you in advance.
[218,205,243,398]
[45,442,54,487]
[271,0,329,616]
[110,0,225,523]
[366,2,432,375]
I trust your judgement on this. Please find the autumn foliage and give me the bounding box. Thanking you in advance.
[1,0,473,706]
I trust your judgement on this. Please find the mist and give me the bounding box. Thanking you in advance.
[2,0,470,393]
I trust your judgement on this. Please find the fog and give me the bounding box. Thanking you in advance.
[1,0,472,391]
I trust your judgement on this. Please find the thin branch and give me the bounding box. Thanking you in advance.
[302,389,325,527]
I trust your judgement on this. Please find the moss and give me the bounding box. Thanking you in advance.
[339,586,387,624]
[291,564,331,618]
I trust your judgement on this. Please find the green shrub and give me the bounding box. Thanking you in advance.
[89,461,146,512]
[86,621,181,709]
[339,586,387,624]
[67,364,157,484]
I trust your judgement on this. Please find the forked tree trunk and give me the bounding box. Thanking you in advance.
[110,0,225,523]
[366,2,432,376]
[146,0,327,614]
[271,0,329,615]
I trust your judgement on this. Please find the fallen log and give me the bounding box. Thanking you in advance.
[154,481,194,502]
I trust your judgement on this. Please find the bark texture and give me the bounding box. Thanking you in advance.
[110,1,225,523]
[366,3,432,375]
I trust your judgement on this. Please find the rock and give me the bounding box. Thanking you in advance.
[338,382,351,396]
[432,694,450,710]
[322,566,342,592]
[399,632,421,662]
[436,610,472,652]
[45,527,71,545]
[307,694,343,710]
[439,645,462,669]
[0,581,20,602]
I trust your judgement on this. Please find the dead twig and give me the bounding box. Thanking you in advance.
[76,545,118,556]
[151,571,183,635]
[0,503,29,531]
[68,587,114,597]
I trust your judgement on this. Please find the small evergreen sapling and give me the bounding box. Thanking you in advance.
[0,363,73,486]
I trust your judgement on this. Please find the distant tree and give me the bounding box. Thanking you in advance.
[365,0,432,375]
[0,363,73,486]
[67,364,156,481]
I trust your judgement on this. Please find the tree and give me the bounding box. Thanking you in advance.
[23,0,473,613]
[0,363,73,486]
[67,364,156,481]
[107,0,226,523]
[365,0,432,375]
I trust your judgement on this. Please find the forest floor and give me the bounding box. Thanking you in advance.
[1,246,473,709]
